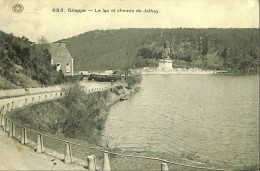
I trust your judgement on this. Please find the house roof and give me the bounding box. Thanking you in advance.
[49,42,73,60]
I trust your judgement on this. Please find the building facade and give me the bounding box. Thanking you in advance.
[49,41,74,76]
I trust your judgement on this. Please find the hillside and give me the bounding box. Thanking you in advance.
[64,28,259,72]
[1,28,258,88]
[0,31,66,89]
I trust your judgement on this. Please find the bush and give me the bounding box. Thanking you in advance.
[61,83,109,142]
[116,85,123,90]
[126,74,142,88]
[112,88,120,95]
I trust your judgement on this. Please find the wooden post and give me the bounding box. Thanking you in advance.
[64,141,72,163]
[21,128,27,144]
[36,133,44,153]
[21,128,25,144]
[161,162,169,171]
[8,121,12,137]
[4,117,8,132]
[11,122,15,137]
[0,114,4,127]
[102,152,111,171]
[87,155,96,171]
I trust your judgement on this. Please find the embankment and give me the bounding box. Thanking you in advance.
[7,82,138,143]
[6,81,251,170]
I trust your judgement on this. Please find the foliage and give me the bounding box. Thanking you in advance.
[115,85,123,90]
[59,83,109,140]
[64,28,259,72]
[0,76,21,89]
[112,87,120,95]
[0,31,66,88]
[126,74,142,87]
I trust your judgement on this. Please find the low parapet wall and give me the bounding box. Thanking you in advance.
[0,86,65,99]
[0,89,26,98]
[26,86,64,94]
[0,85,112,117]
[0,91,64,116]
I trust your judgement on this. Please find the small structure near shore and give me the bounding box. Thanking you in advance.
[157,41,173,71]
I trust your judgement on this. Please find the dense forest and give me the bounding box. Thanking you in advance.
[0,31,65,89]
[0,28,259,89]
[64,28,259,72]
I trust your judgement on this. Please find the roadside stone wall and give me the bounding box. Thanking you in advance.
[0,89,26,98]
[0,86,64,98]
[0,91,64,116]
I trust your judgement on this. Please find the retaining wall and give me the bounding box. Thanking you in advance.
[0,89,26,98]
[0,85,112,117]
[0,86,65,99]
[0,91,64,116]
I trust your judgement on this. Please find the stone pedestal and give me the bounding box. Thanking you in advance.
[157,59,173,71]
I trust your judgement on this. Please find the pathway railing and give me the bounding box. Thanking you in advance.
[0,85,225,171]
[1,115,225,171]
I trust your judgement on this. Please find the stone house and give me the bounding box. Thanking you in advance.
[49,41,74,76]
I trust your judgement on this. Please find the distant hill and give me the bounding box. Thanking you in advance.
[64,28,259,73]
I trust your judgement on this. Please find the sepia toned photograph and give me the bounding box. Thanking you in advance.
[0,0,259,170]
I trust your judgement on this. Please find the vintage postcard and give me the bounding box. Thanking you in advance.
[0,0,259,170]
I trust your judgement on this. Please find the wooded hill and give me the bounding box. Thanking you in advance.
[0,28,258,89]
[0,31,66,89]
[64,28,259,72]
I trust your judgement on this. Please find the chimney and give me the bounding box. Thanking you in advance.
[58,41,66,48]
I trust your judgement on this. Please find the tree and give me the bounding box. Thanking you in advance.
[221,46,227,60]
[37,36,50,54]
[126,74,142,88]
[202,37,208,56]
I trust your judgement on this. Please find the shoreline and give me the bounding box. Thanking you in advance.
[141,71,259,75]
[95,82,227,170]
[5,81,258,170]
[107,82,140,107]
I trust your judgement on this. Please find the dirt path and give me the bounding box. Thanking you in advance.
[0,129,86,170]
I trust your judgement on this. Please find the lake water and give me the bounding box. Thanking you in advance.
[102,74,259,166]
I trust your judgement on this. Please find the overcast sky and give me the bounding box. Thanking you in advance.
[0,0,259,42]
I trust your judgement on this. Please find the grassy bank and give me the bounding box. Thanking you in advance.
[6,81,257,170]
[7,82,138,143]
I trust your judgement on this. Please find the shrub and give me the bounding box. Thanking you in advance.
[116,85,123,90]
[126,74,142,88]
[61,83,109,142]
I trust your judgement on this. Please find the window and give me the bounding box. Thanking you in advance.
[66,63,70,73]
[56,63,61,71]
